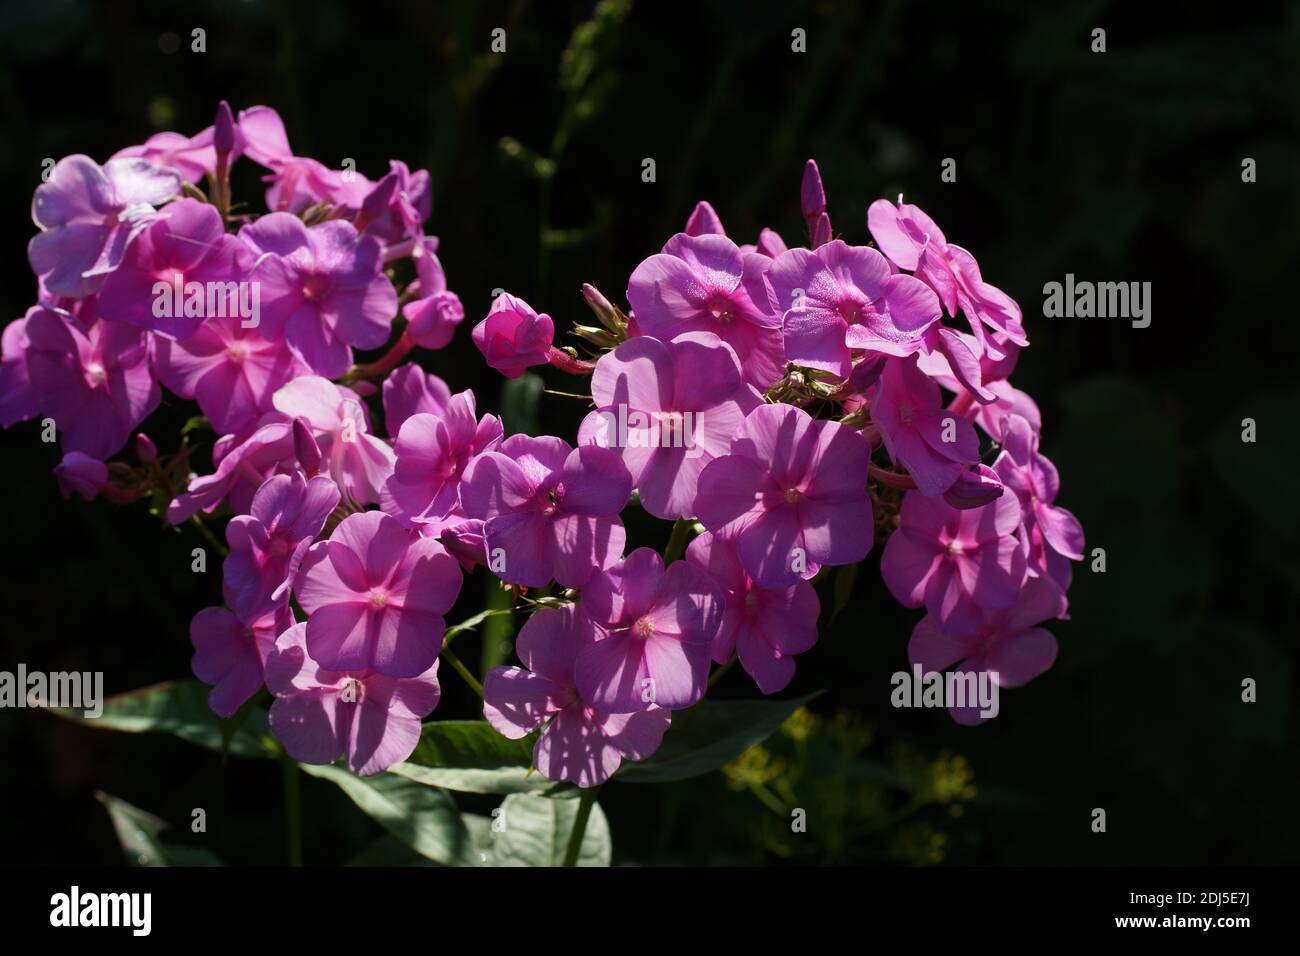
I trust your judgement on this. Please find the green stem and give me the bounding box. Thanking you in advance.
[662,518,694,564]
[708,655,736,689]
[562,786,599,867]
[280,752,303,867]
[441,645,484,697]
[190,515,229,559]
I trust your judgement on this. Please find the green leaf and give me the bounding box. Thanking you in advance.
[389,720,574,796]
[500,372,543,437]
[55,681,276,759]
[483,793,610,866]
[96,791,223,867]
[300,765,476,866]
[616,692,822,783]
[180,415,212,436]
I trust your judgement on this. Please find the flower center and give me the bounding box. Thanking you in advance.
[634,618,654,639]
[301,273,329,301]
[708,296,735,323]
[226,343,248,364]
[783,487,803,504]
[367,587,391,609]
[945,539,964,557]
[85,362,107,387]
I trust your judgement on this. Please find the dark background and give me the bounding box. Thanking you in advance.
[1,0,1297,865]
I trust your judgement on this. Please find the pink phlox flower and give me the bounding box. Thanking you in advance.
[29,155,180,298]
[24,306,159,459]
[190,603,292,717]
[685,531,819,694]
[574,548,724,713]
[266,620,441,776]
[484,603,671,787]
[769,239,941,378]
[577,331,761,520]
[881,490,1028,638]
[627,232,785,389]
[459,434,631,588]
[242,213,397,377]
[695,403,873,589]
[382,389,503,527]
[471,293,554,379]
[870,354,980,497]
[272,375,396,506]
[908,576,1066,725]
[293,510,462,677]
[223,472,341,624]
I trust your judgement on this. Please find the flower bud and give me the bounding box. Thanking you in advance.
[293,416,322,476]
[213,100,236,158]
[943,464,1004,510]
[134,432,158,462]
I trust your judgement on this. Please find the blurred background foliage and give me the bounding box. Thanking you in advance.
[1,0,1297,865]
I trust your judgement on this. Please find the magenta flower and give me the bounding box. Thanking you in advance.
[993,414,1085,589]
[24,307,159,459]
[154,311,310,438]
[769,240,940,377]
[113,128,222,184]
[167,419,298,523]
[970,379,1042,442]
[627,232,785,389]
[190,604,291,717]
[909,576,1066,725]
[685,531,819,694]
[382,390,503,527]
[459,434,631,588]
[684,200,725,236]
[273,375,396,506]
[53,451,108,501]
[471,293,554,379]
[868,198,1027,360]
[574,548,724,712]
[695,403,873,589]
[266,621,441,776]
[577,332,761,520]
[242,214,397,377]
[942,464,1005,511]
[484,603,671,787]
[881,491,1028,638]
[223,472,341,625]
[382,362,451,435]
[96,198,250,341]
[28,155,180,298]
[357,161,432,243]
[236,106,373,214]
[0,313,37,428]
[871,355,980,497]
[401,238,464,349]
[294,510,462,677]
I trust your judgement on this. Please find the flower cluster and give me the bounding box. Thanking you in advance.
[3,104,1082,783]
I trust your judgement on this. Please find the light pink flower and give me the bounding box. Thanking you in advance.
[190,604,292,717]
[294,510,462,677]
[266,621,441,776]
[484,603,671,787]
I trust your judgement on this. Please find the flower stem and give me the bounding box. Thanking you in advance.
[546,346,596,375]
[708,655,736,689]
[346,330,415,382]
[440,645,484,697]
[662,518,694,564]
[189,515,229,558]
[562,785,599,867]
[280,751,303,867]
[867,463,917,490]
